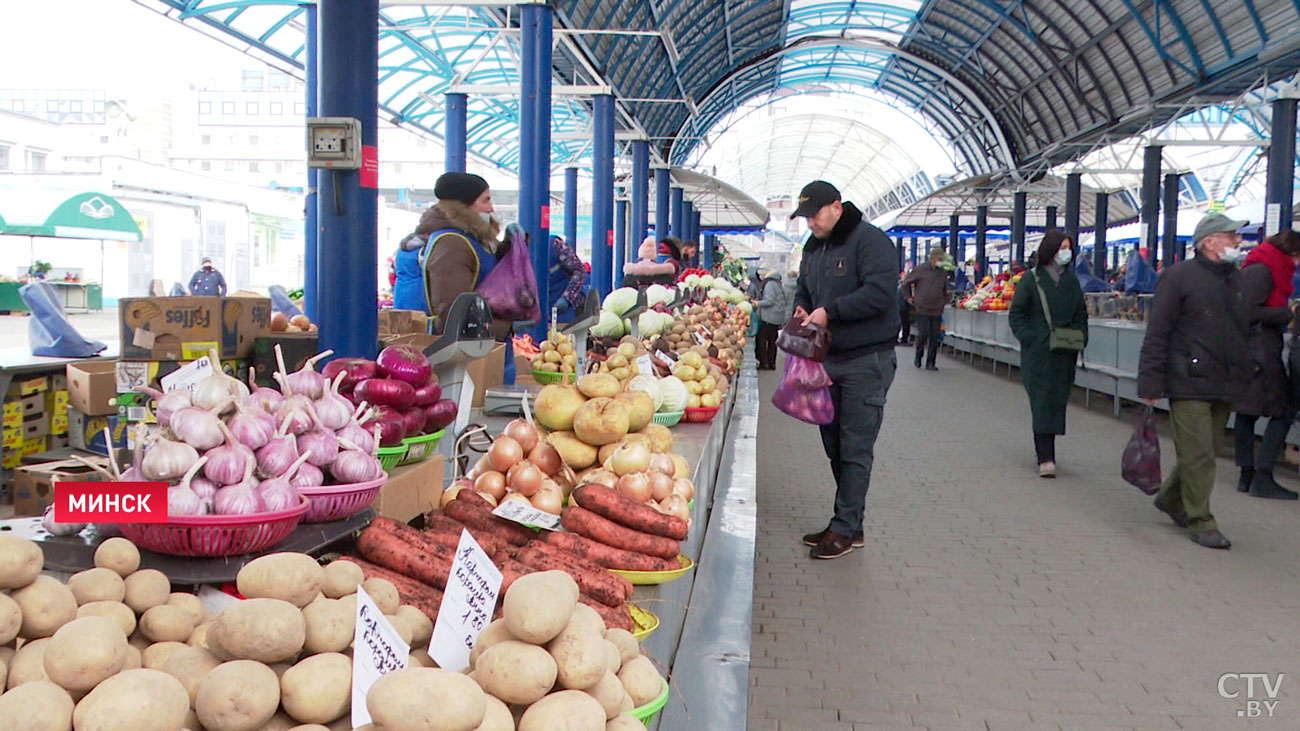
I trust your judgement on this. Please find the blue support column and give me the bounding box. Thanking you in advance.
[655,168,670,243]
[1064,172,1082,243]
[444,93,467,173]
[631,141,649,246]
[909,237,918,267]
[615,198,627,285]
[1162,173,1180,266]
[703,233,715,269]
[532,9,551,249]
[316,0,378,358]
[682,201,694,262]
[1093,191,1109,277]
[949,214,960,261]
[304,2,318,322]
[521,4,553,339]
[1011,191,1027,265]
[895,237,904,272]
[691,209,702,268]
[975,206,988,279]
[670,187,684,242]
[1266,97,1297,235]
[591,94,615,296]
[564,167,578,250]
[1141,145,1162,265]
[1045,206,1057,230]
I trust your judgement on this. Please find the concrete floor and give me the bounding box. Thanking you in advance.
[750,346,1300,730]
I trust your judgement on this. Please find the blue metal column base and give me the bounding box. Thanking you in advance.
[304,2,319,322]
[655,168,671,243]
[444,93,467,173]
[564,167,579,249]
[592,94,615,297]
[1011,191,1027,266]
[909,236,918,267]
[670,187,685,243]
[632,141,650,249]
[1141,145,1162,265]
[1266,97,1297,235]
[690,209,701,268]
[615,198,628,285]
[1093,192,1109,277]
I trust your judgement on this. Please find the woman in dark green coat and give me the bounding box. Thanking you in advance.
[1008,230,1088,477]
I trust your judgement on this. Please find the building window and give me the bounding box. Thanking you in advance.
[249,135,258,146]
[70,100,82,114]
[199,101,211,115]
[242,70,264,91]
[201,134,211,145]
[294,102,305,116]
[47,100,58,113]
[225,161,236,172]
[26,151,46,171]
[222,101,235,115]
[249,162,259,173]
[0,146,8,170]
[246,102,259,115]
[201,161,211,172]
[269,71,291,90]
[270,102,283,115]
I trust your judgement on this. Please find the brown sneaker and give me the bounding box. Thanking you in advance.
[810,530,855,559]
[802,526,865,548]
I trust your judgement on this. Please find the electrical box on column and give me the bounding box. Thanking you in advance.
[306,117,362,169]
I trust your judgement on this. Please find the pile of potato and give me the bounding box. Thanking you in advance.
[466,570,662,731]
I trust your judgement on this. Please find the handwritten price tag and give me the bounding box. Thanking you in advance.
[493,499,561,531]
[160,356,214,393]
[428,530,503,672]
[635,354,653,376]
[351,585,410,728]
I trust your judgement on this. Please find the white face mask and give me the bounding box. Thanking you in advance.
[1221,246,1242,264]
[479,212,492,223]
[1054,249,1073,266]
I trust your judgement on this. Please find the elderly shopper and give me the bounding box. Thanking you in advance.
[1138,213,1252,549]
[755,269,786,370]
[902,248,951,370]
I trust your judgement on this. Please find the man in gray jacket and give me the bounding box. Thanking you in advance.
[792,180,899,559]
[901,248,950,370]
[755,270,786,370]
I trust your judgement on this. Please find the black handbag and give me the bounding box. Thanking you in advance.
[777,317,832,362]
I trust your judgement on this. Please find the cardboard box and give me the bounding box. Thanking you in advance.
[45,390,70,415]
[6,375,49,398]
[49,373,68,392]
[374,455,444,522]
[2,425,19,449]
[48,435,70,450]
[68,408,133,456]
[252,334,319,388]
[67,362,119,416]
[378,309,428,336]
[115,359,249,394]
[13,457,111,517]
[20,436,46,458]
[15,392,45,419]
[119,296,273,361]
[20,413,50,440]
[117,392,158,424]
[3,400,21,428]
[465,343,507,408]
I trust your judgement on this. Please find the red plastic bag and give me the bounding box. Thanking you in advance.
[1122,407,1162,494]
[772,354,834,425]
[477,223,540,322]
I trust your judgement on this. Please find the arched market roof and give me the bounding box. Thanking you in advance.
[141,0,1300,179]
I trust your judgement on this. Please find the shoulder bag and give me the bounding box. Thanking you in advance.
[1032,271,1085,352]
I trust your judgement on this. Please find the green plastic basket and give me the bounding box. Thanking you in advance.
[398,429,445,466]
[627,678,670,726]
[530,369,576,385]
[652,410,684,427]
[377,444,407,472]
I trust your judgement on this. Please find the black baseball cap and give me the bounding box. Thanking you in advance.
[793,180,841,217]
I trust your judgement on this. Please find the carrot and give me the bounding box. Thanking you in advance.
[538,531,682,572]
[572,483,689,540]
[515,544,627,608]
[561,506,682,560]
[522,539,633,600]
[425,514,519,560]
[443,498,537,547]
[579,596,633,631]
[337,557,444,620]
[357,518,457,589]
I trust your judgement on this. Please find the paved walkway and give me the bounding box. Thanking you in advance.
[750,346,1300,730]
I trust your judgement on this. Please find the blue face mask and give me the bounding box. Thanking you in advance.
[1054,249,1073,266]
[480,212,492,223]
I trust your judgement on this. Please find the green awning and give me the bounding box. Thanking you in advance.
[0,192,141,242]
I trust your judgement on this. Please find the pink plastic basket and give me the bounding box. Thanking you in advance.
[298,476,387,523]
[117,497,310,557]
[683,405,721,423]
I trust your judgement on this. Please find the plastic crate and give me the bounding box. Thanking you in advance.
[627,678,670,726]
[651,410,684,427]
[398,429,445,466]
[530,369,577,385]
[378,444,407,472]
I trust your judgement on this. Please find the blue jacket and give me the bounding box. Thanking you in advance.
[393,229,498,316]
[189,268,226,296]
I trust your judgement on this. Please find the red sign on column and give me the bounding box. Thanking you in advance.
[607,230,614,247]
[541,206,551,229]
[360,145,379,189]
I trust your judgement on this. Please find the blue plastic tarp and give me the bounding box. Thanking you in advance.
[19,281,107,358]
[1123,250,1158,294]
[1073,255,1113,293]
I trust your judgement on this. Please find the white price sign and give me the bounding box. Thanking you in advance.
[428,530,503,672]
[636,354,654,376]
[351,585,410,728]
[161,356,215,393]
[493,499,561,531]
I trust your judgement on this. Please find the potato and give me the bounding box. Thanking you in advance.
[585,671,630,720]
[469,619,516,668]
[167,592,205,627]
[93,537,140,577]
[7,637,49,689]
[42,616,128,692]
[367,667,486,731]
[142,641,189,670]
[475,641,558,705]
[139,604,197,643]
[67,568,126,606]
[196,660,280,731]
[547,431,598,469]
[568,604,605,637]
[280,652,350,724]
[122,644,142,671]
[605,713,644,730]
[361,578,400,614]
[321,561,364,599]
[0,593,20,645]
[547,621,607,690]
[267,662,294,680]
[302,598,353,655]
[503,571,578,644]
[518,690,606,731]
[255,712,297,731]
[601,640,622,675]
[76,600,137,637]
[408,649,435,668]
[603,629,638,667]
[11,576,77,639]
[0,535,42,589]
[210,598,305,663]
[617,655,662,707]
[189,620,213,650]
[72,668,189,731]
[0,680,74,731]
[287,726,331,731]
[123,569,171,614]
[0,653,6,689]
[161,646,221,704]
[384,613,414,646]
[396,605,433,648]
[237,553,325,608]
[477,695,514,731]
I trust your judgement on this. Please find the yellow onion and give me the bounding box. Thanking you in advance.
[608,442,651,477]
[475,471,507,501]
[510,461,544,497]
[616,472,652,503]
[672,478,695,501]
[503,418,540,453]
[580,468,618,490]
[474,490,499,506]
[531,485,564,515]
[488,436,523,473]
[659,494,690,521]
[648,471,675,501]
[440,479,472,509]
[648,453,676,476]
[528,442,563,476]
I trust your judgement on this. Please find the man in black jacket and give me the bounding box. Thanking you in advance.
[1138,213,1251,549]
[792,181,900,559]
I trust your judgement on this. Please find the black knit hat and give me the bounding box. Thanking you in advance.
[434,172,490,205]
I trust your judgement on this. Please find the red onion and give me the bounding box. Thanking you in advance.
[412,379,442,407]
[258,452,310,512]
[376,344,432,386]
[290,461,325,489]
[205,422,255,486]
[354,378,416,408]
[245,367,285,412]
[277,344,334,400]
[297,427,339,467]
[169,456,209,517]
[140,434,200,482]
[424,399,458,433]
[322,358,379,392]
[226,401,275,451]
[314,372,355,431]
[400,408,427,438]
[256,414,301,478]
[365,406,407,447]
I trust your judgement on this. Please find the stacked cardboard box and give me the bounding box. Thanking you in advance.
[4,376,51,470]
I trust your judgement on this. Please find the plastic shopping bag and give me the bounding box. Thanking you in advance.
[1121,407,1162,494]
[771,354,835,425]
[477,223,541,323]
[19,282,107,358]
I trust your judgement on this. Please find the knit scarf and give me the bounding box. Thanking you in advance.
[1243,241,1296,307]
